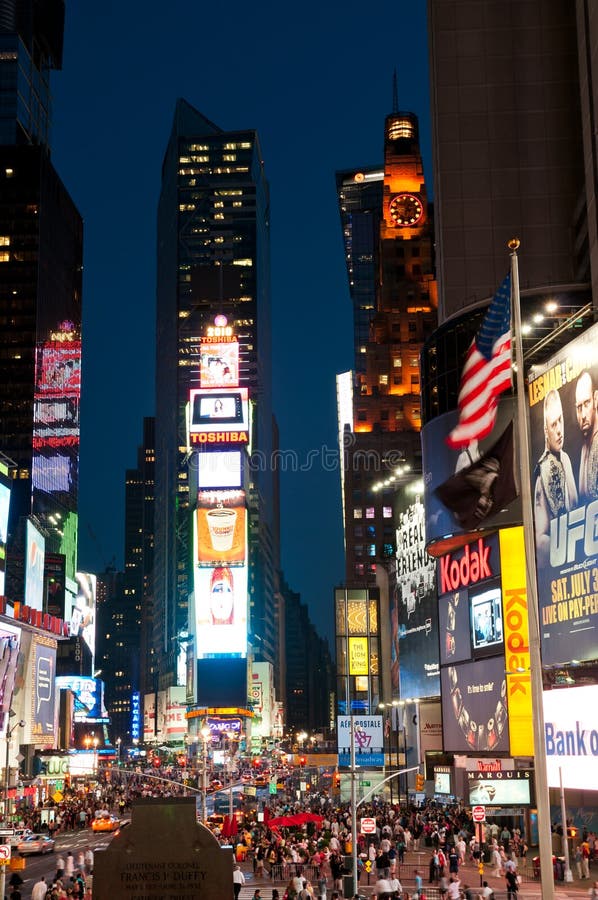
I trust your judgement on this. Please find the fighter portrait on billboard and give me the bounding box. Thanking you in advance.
[528,322,598,666]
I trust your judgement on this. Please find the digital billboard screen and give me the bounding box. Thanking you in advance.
[194,561,248,659]
[527,321,598,665]
[434,769,452,795]
[199,340,239,388]
[544,685,598,790]
[470,584,503,652]
[467,771,531,806]
[439,588,471,665]
[190,388,248,435]
[0,479,10,597]
[196,450,242,489]
[25,520,45,611]
[391,495,439,700]
[422,398,520,553]
[196,657,247,707]
[69,573,96,663]
[441,657,509,753]
[196,490,246,568]
[30,637,56,741]
[56,676,108,723]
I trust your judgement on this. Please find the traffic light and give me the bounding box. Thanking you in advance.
[415,773,425,791]
[298,756,306,767]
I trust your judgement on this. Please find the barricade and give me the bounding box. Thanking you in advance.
[270,862,319,883]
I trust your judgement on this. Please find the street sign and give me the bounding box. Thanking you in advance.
[53,790,63,803]
[0,844,11,865]
[472,805,486,823]
[360,817,377,835]
[359,780,371,787]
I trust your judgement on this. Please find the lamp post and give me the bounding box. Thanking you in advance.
[200,726,211,823]
[116,737,122,766]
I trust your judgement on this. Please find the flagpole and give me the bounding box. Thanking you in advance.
[509,238,555,900]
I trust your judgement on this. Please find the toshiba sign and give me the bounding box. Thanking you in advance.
[438,536,495,594]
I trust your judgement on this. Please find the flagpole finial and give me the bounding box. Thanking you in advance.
[508,237,520,251]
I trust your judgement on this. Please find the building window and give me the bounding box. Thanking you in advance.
[365,507,375,519]
[381,410,389,421]
[357,410,367,422]
[354,525,363,538]
[393,358,402,368]
[355,563,365,576]
[353,508,363,519]
[368,544,376,557]
[355,545,364,557]
[379,375,388,385]
[383,507,392,518]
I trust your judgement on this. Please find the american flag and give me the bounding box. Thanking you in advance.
[447,273,512,449]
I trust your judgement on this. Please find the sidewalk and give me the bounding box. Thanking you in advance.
[235,848,597,900]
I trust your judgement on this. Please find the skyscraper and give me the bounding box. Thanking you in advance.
[427,0,594,320]
[153,99,279,702]
[0,0,82,619]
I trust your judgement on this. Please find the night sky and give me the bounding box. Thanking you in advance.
[51,1,431,646]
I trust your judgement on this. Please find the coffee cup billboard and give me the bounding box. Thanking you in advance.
[196,491,246,567]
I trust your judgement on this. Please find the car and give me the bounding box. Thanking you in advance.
[16,834,55,855]
[209,779,224,792]
[91,814,120,833]
[254,776,268,787]
[9,828,32,848]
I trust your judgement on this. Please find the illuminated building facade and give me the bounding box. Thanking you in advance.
[154,100,279,712]
[0,1,82,631]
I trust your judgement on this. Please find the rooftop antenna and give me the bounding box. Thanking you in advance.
[392,69,398,114]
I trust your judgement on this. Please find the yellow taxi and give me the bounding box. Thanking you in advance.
[92,813,120,832]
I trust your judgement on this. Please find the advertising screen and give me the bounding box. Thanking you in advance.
[467,771,531,806]
[527,322,598,665]
[392,495,439,699]
[0,624,20,736]
[439,588,471,665]
[196,490,246,567]
[190,388,248,433]
[196,657,247,707]
[422,398,520,554]
[56,676,109,723]
[199,339,239,388]
[194,562,248,658]
[30,636,56,742]
[434,769,452,794]
[131,691,141,741]
[25,520,45,611]
[337,715,384,768]
[196,450,242,489]
[69,573,96,663]
[0,480,10,597]
[543,685,598,790]
[440,657,509,753]
[470,585,503,651]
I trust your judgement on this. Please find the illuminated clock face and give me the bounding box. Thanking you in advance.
[389,193,423,226]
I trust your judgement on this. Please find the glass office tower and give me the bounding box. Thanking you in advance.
[154,99,278,694]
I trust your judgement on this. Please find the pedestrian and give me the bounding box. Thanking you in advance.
[588,880,598,900]
[31,877,48,900]
[65,852,75,878]
[84,848,94,874]
[505,869,518,900]
[414,869,423,900]
[233,864,245,900]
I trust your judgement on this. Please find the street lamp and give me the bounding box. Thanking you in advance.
[116,738,122,766]
[200,726,211,823]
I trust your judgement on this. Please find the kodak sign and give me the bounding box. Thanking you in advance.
[439,537,493,594]
[499,527,533,756]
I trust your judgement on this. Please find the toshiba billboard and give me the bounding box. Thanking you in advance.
[438,527,532,756]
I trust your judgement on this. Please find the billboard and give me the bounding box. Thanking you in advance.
[392,496,439,699]
[29,636,56,742]
[199,338,239,388]
[131,691,141,741]
[188,388,249,446]
[0,476,10,596]
[196,450,242,490]
[196,490,246,567]
[349,637,369,675]
[68,573,96,663]
[194,562,248,658]
[422,398,521,554]
[56,676,109,723]
[441,657,509,753]
[25,520,45,611]
[0,624,20,736]
[32,332,81,496]
[543,685,598,790]
[527,322,598,665]
[467,770,532,806]
[434,767,452,795]
[337,715,384,768]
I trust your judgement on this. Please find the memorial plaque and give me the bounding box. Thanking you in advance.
[93,797,234,900]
